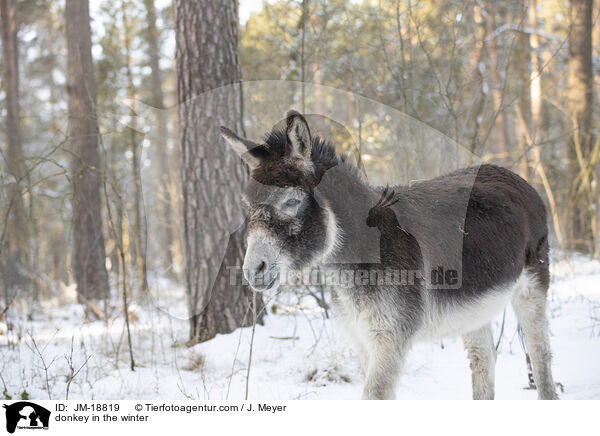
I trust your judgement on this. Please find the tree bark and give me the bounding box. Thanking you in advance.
[65,0,110,304]
[0,0,29,298]
[567,0,595,252]
[143,0,175,272]
[175,0,264,343]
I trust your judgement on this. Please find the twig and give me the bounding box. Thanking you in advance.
[225,301,252,399]
[27,334,58,400]
[102,160,135,371]
[245,291,258,400]
[242,290,276,400]
[495,309,506,351]
[64,336,92,400]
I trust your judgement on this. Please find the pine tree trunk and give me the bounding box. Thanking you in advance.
[122,0,148,293]
[143,0,175,272]
[487,4,511,163]
[516,2,531,180]
[175,0,264,343]
[65,0,110,304]
[567,0,595,252]
[528,0,542,135]
[0,0,29,298]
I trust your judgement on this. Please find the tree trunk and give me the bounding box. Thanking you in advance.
[524,0,564,247]
[516,2,531,179]
[122,0,148,293]
[65,0,110,304]
[0,0,29,299]
[567,0,595,252]
[466,2,486,154]
[143,0,175,272]
[175,0,264,343]
[528,0,542,137]
[487,4,511,163]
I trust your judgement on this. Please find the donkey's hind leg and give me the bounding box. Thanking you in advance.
[511,271,558,400]
[462,323,496,400]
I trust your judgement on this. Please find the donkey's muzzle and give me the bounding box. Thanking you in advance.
[242,259,280,291]
[242,233,281,292]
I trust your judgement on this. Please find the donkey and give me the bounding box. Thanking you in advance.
[220,110,558,400]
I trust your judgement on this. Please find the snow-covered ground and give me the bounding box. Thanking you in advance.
[1,252,599,400]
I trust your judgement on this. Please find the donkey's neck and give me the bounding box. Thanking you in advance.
[315,164,383,266]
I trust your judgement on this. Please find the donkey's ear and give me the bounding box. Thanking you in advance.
[285,110,312,164]
[220,126,269,169]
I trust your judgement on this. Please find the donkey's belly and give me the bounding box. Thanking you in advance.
[414,271,532,341]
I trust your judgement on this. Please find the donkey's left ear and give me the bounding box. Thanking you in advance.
[285,110,312,164]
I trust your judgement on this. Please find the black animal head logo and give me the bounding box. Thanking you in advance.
[2,402,50,433]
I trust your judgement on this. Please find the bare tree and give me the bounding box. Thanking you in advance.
[0,0,29,301]
[528,0,542,136]
[143,0,175,272]
[567,0,596,253]
[516,2,532,179]
[175,0,264,343]
[121,0,148,293]
[65,0,110,304]
[486,3,512,163]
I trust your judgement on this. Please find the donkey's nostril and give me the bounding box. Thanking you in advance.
[257,261,267,273]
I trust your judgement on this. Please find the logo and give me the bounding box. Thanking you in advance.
[2,402,50,433]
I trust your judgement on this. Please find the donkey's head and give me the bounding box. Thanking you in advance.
[220,111,339,292]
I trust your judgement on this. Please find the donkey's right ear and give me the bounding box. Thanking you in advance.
[220,126,269,169]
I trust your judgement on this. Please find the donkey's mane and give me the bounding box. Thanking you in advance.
[264,128,364,180]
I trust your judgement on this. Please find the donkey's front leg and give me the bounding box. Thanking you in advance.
[362,332,409,400]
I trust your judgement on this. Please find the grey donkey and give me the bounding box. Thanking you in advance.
[220,111,558,400]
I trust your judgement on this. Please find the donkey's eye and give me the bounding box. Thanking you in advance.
[283,198,301,208]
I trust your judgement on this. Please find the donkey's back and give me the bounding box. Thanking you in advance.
[397,164,549,297]
[396,165,549,339]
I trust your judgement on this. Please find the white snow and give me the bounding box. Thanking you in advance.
[1,252,599,400]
